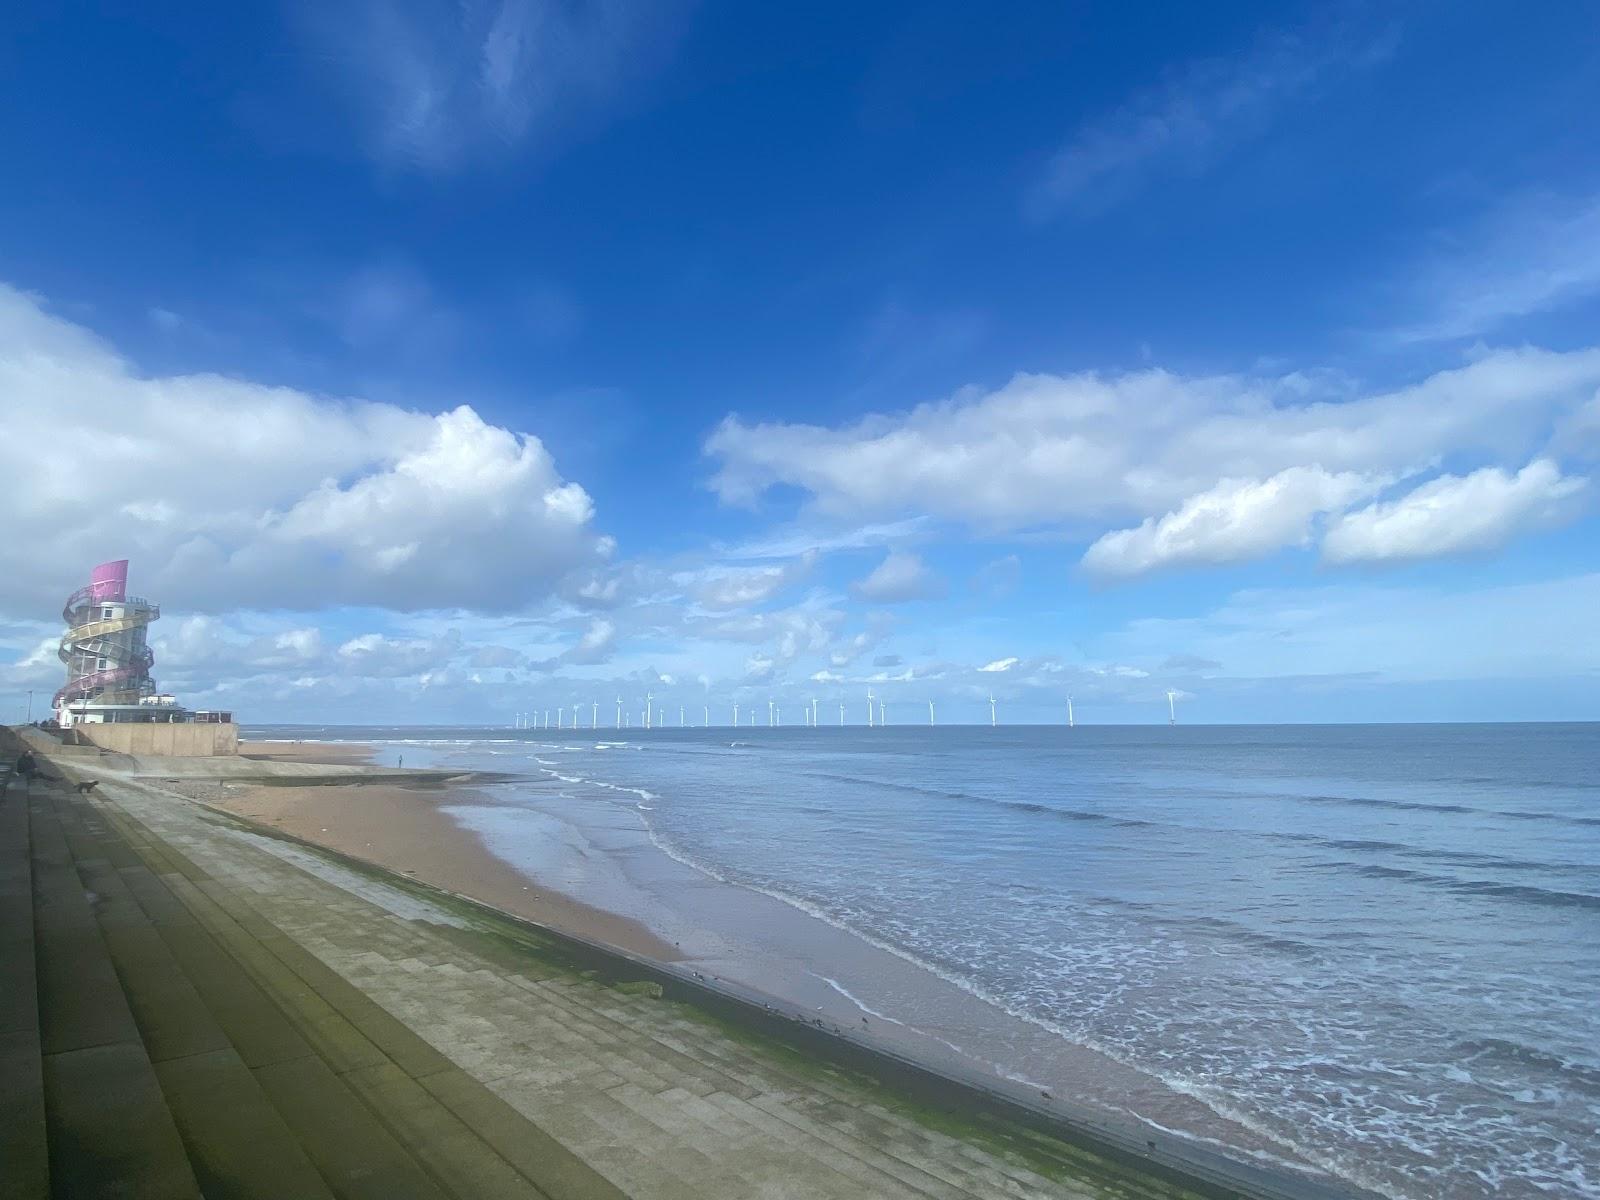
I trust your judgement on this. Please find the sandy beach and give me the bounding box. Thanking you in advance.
[238,739,384,766]
[175,742,679,961]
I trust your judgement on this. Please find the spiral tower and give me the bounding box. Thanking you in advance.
[54,559,160,715]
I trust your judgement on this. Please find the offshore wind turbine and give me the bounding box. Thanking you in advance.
[703,704,709,727]
[866,688,875,728]
[615,697,622,729]
[878,698,886,726]
[557,706,564,731]
[646,692,653,730]
[768,698,775,727]
[811,697,819,727]
[592,701,599,729]
[1067,696,1075,728]
[838,702,845,726]
[988,694,996,727]
[733,700,740,727]
[929,700,935,725]
[1166,689,1178,725]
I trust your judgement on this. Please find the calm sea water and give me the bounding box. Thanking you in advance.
[252,722,1599,1199]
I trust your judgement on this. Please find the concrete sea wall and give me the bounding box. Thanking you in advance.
[67,721,239,757]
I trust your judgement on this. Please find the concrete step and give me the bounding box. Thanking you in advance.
[703,1089,988,1200]
[481,941,1079,1197]
[789,1093,1084,1199]
[253,1053,455,1200]
[1,775,48,1200]
[537,982,1071,1198]
[72,797,457,1199]
[48,794,336,1200]
[87,792,629,1200]
[154,1048,338,1200]
[160,823,1045,1199]
[27,787,203,1200]
[607,1079,889,1200]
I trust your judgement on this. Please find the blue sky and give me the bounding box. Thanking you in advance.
[2,1,1598,725]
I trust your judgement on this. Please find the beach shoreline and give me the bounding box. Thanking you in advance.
[128,735,1357,1200]
[173,740,679,960]
[210,736,1331,1189]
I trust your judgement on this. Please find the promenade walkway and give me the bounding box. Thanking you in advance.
[2,736,1227,1200]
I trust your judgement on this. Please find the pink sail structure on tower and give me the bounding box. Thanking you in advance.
[88,558,129,603]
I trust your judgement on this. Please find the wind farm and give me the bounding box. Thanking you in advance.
[504,689,1197,730]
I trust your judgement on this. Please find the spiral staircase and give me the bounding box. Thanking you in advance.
[53,580,160,712]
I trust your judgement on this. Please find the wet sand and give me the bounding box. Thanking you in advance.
[239,740,379,766]
[168,768,679,962]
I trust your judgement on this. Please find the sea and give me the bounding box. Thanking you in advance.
[245,722,1599,1200]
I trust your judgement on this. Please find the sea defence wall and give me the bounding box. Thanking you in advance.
[66,721,239,757]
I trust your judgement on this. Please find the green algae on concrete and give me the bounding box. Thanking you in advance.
[173,801,1258,1200]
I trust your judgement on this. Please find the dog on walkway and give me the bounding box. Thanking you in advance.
[74,780,100,794]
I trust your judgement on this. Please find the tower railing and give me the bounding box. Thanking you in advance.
[54,588,160,710]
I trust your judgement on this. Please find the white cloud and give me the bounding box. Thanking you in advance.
[335,631,464,677]
[1323,460,1586,564]
[562,617,617,665]
[828,630,880,668]
[979,657,1018,673]
[706,349,1600,555]
[294,0,686,172]
[1026,23,1394,217]
[1082,466,1382,577]
[0,283,609,616]
[849,551,943,602]
[719,517,930,561]
[690,551,816,610]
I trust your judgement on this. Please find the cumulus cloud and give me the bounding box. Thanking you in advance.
[706,349,1600,569]
[1323,460,1586,564]
[1082,466,1381,577]
[979,657,1018,673]
[0,284,609,616]
[849,551,944,602]
[336,631,464,678]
